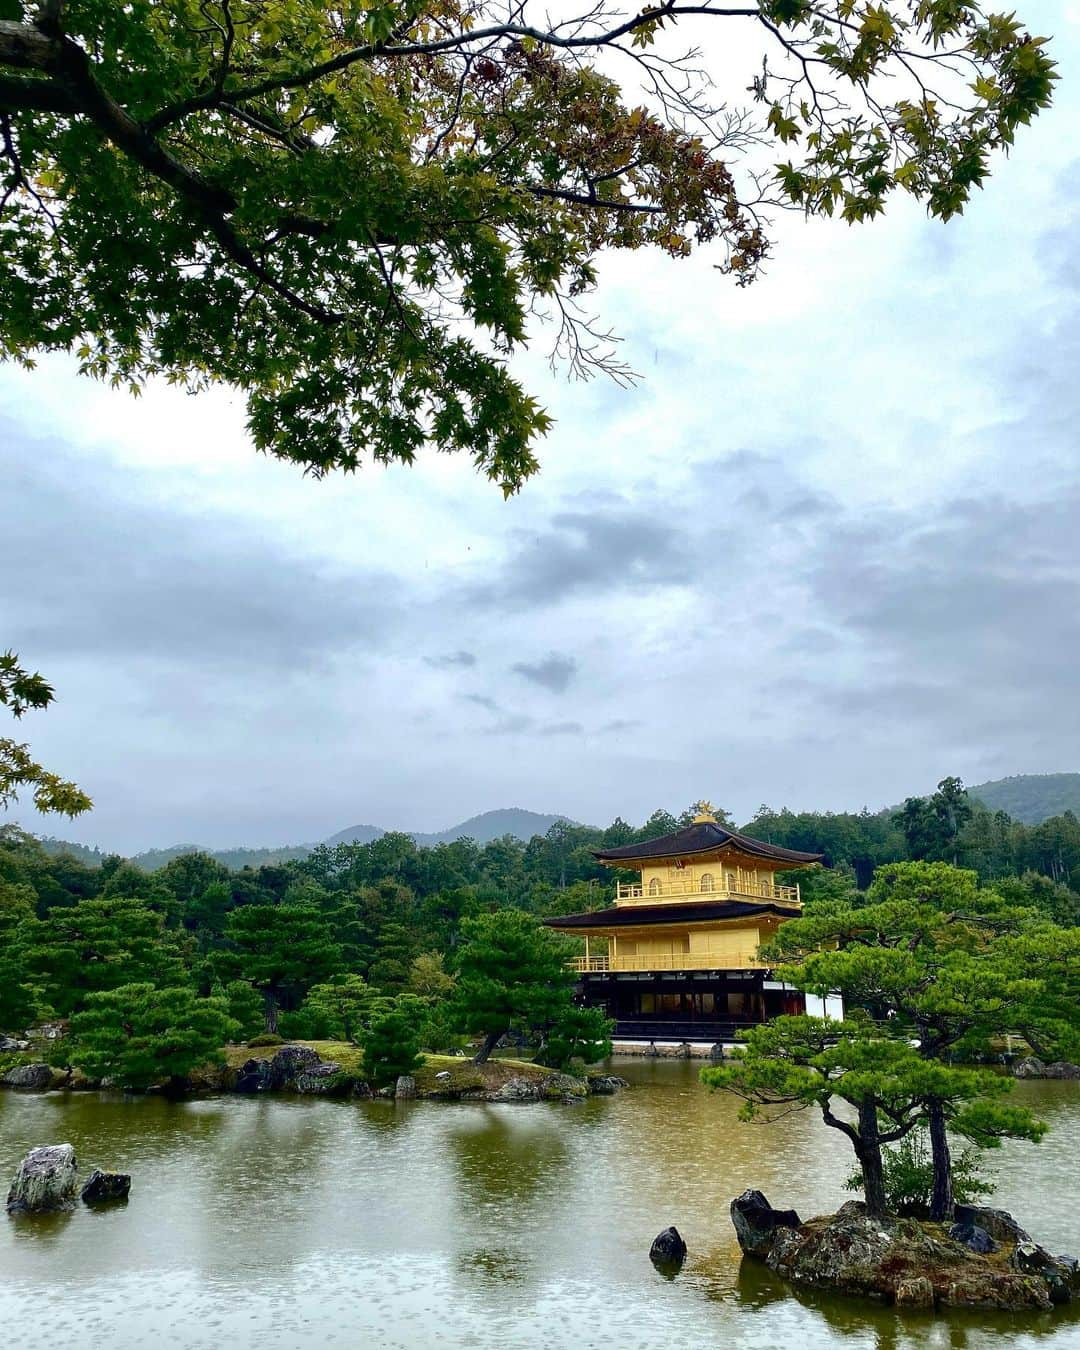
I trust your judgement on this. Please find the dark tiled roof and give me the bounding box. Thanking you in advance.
[543,900,802,930]
[592,821,821,865]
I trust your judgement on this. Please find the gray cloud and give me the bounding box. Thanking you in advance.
[6,93,1080,852]
[785,486,1080,757]
[511,653,578,693]
[426,650,477,669]
[2,428,397,674]
[469,505,692,610]
[539,721,584,736]
[483,715,535,736]
[464,693,500,712]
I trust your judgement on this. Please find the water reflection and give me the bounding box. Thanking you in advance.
[6,1206,75,1246]
[728,1242,1080,1349]
[1,1066,1078,1350]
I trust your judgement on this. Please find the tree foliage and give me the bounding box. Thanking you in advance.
[0,651,90,817]
[745,861,1058,1219]
[452,908,571,1061]
[0,0,1054,490]
[220,902,343,1031]
[843,1128,994,1217]
[361,996,424,1087]
[65,982,239,1089]
[18,893,187,1016]
[536,1003,613,1070]
[303,972,386,1041]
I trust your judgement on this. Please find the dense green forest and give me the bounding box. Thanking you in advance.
[967,774,1080,825]
[4,778,1080,1091]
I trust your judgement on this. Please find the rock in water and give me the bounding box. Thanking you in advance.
[0,1063,54,1091]
[395,1075,417,1100]
[1012,1242,1080,1305]
[233,1045,323,1093]
[730,1189,802,1258]
[6,1144,79,1214]
[295,1062,343,1095]
[650,1227,687,1270]
[764,1202,1056,1310]
[489,1075,544,1102]
[81,1170,131,1205]
[585,1074,629,1095]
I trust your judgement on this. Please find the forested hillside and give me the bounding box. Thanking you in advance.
[5,784,1080,1062]
[968,774,1080,825]
[326,808,575,849]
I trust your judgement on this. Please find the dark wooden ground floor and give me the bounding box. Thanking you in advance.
[577,969,805,1042]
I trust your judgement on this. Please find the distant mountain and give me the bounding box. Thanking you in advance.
[131,843,315,871]
[321,823,387,847]
[37,836,111,867]
[24,807,575,872]
[968,774,1080,825]
[325,807,576,849]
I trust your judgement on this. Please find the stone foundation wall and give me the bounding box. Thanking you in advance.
[611,1040,737,1059]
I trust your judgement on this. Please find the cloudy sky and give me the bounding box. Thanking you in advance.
[4,3,1080,853]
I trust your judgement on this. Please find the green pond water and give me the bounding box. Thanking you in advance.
[2,1060,1079,1349]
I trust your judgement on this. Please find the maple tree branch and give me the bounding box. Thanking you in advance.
[147,5,763,128]
[527,184,664,213]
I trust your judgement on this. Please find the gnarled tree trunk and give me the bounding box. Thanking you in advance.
[927,1097,954,1222]
[855,1101,888,1219]
[473,1029,502,1064]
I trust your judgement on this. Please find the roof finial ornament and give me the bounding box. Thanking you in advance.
[692,800,717,824]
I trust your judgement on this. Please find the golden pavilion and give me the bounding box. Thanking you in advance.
[543,803,827,1045]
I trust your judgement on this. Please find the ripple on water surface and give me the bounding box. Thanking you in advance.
[2,1061,1079,1349]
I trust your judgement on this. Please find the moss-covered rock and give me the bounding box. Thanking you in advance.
[1,1063,54,1091]
[734,1193,1080,1313]
[6,1144,79,1214]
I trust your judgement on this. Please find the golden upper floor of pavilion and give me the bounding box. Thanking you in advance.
[592,803,820,909]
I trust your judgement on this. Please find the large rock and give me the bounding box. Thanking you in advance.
[1012,1242,1080,1305]
[1,1063,54,1091]
[6,1144,79,1214]
[1013,1057,1080,1079]
[585,1074,629,1095]
[955,1205,1031,1246]
[730,1189,802,1258]
[80,1170,131,1205]
[233,1045,323,1093]
[395,1075,417,1100]
[649,1226,687,1270]
[489,1075,545,1102]
[545,1073,588,1101]
[295,1062,343,1095]
[949,1221,996,1254]
[761,1201,1055,1311]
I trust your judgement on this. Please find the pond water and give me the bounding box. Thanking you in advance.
[2,1060,1079,1350]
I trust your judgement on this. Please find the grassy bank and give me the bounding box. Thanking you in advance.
[220,1041,564,1093]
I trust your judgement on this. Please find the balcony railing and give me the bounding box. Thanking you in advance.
[571,951,767,974]
[616,878,800,906]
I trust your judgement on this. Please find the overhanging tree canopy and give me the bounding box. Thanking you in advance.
[0,0,1054,491]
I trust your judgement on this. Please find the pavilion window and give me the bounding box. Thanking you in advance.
[700,872,715,893]
[648,877,661,896]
